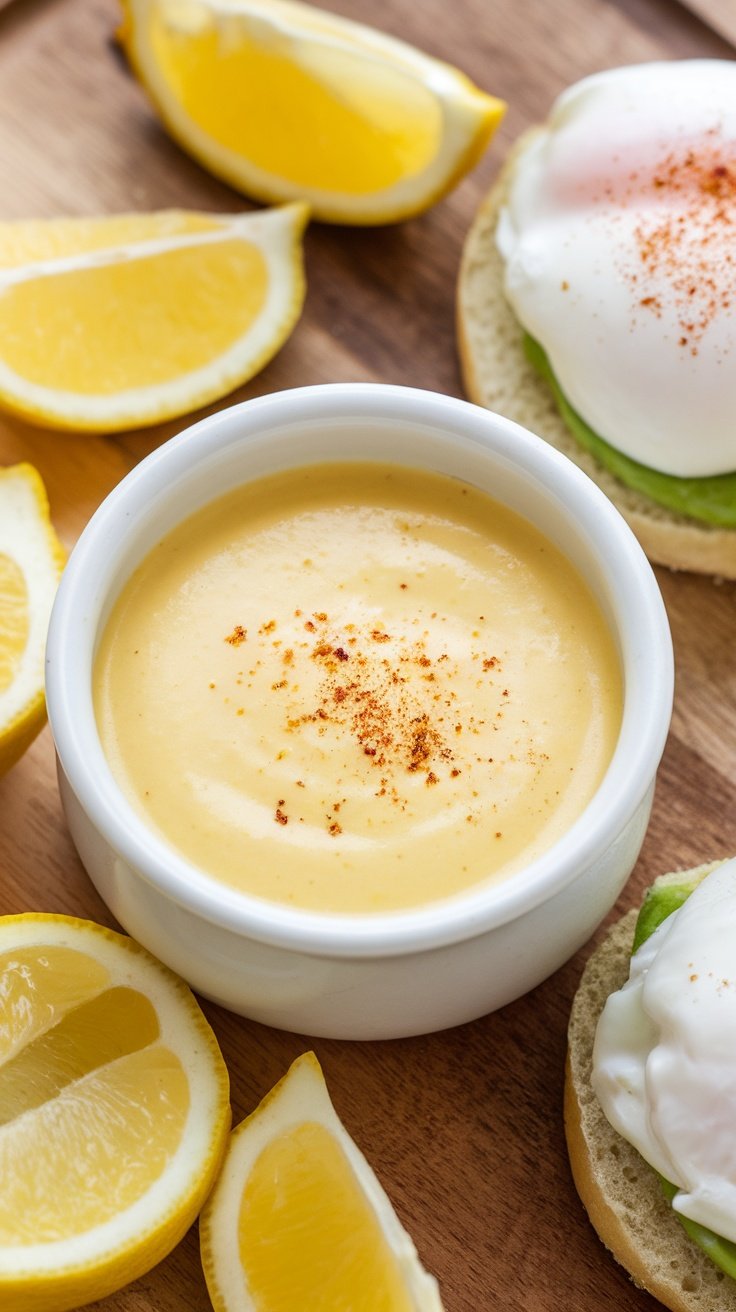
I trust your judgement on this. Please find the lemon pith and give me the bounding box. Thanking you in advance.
[0,204,308,432]
[121,0,506,224]
[0,553,29,696]
[200,1051,443,1311]
[0,465,65,777]
[0,914,231,1312]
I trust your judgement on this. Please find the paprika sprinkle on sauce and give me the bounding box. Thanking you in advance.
[94,461,622,914]
[252,610,508,828]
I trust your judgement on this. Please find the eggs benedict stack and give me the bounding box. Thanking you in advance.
[566,858,736,1308]
[458,61,736,577]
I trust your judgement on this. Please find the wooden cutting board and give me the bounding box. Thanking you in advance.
[1,1,735,1309]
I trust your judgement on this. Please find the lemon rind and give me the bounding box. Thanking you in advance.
[0,466,64,770]
[200,1051,442,1312]
[122,0,505,225]
[0,203,308,433]
[0,914,230,1304]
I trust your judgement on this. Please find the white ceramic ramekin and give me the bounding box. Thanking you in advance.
[46,384,673,1039]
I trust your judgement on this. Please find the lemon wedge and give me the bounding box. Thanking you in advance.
[200,1051,443,1310]
[0,913,231,1312]
[120,0,505,224]
[0,465,65,776]
[0,204,307,432]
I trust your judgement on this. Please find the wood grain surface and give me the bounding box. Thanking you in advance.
[1,1,735,1309]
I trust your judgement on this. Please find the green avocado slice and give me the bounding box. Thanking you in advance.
[523,334,736,528]
[631,868,709,953]
[631,867,736,1279]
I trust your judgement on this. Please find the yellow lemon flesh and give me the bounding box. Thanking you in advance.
[200,1051,443,1310]
[0,465,65,776]
[121,0,505,224]
[0,914,231,1312]
[0,204,307,431]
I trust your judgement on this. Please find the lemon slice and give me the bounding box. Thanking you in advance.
[0,465,65,776]
[0,204,307,432]
[200,1051,443,1310]
[121,0,505,224]
[0,913,231,1312]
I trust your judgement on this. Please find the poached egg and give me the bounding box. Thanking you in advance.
[496,61,736,479]
[593,858,736,1243]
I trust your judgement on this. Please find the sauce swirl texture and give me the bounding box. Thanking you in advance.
[94,463,622,913]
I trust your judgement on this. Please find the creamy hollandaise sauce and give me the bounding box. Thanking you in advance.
[94,462,622,913]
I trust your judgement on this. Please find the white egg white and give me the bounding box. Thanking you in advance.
[497,61,736,478]
[593,858,736,1242]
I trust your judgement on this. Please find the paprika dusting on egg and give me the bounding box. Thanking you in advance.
[628,132,736,355]
[583,127,736,357]
[497,61,736,478]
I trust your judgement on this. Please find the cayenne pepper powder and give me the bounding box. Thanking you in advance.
[222,610,509,837]
[610,132,736,355]
[256,611,506,831]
